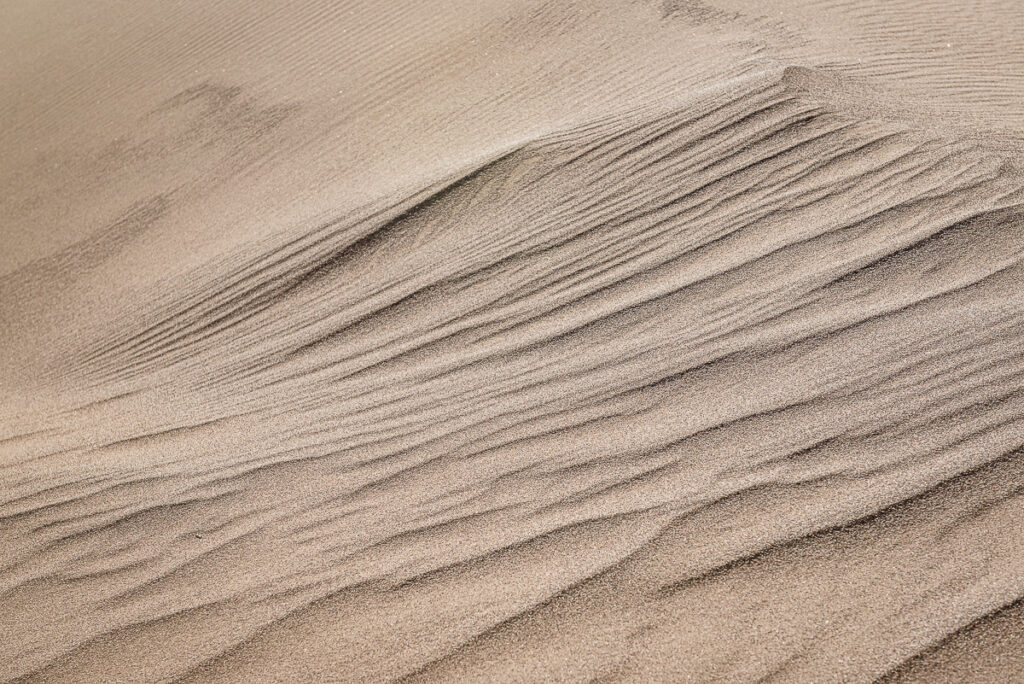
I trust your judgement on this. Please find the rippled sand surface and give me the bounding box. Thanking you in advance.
[2,1,1024,682]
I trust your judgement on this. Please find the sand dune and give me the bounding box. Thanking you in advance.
[2,1,1023,682]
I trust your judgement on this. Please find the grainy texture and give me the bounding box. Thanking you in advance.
[1,1,1023,682]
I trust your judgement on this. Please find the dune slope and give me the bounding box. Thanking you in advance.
[2,1,1023,682]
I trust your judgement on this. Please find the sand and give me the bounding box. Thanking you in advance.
[2,1,1023,682]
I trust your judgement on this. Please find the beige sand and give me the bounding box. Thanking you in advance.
[2,1,1023,682]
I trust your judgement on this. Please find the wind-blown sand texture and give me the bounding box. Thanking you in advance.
[2,1,1024,682]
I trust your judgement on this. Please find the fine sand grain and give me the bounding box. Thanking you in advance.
[2,1,1023,682]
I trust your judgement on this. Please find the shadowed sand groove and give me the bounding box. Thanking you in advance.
[2,0,1023,682]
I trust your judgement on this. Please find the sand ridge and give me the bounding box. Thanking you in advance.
[2,1,1024,682]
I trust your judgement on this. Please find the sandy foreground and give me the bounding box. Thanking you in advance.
[2,1,1024,682]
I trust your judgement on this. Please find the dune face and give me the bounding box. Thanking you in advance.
[2,1,1024,683]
